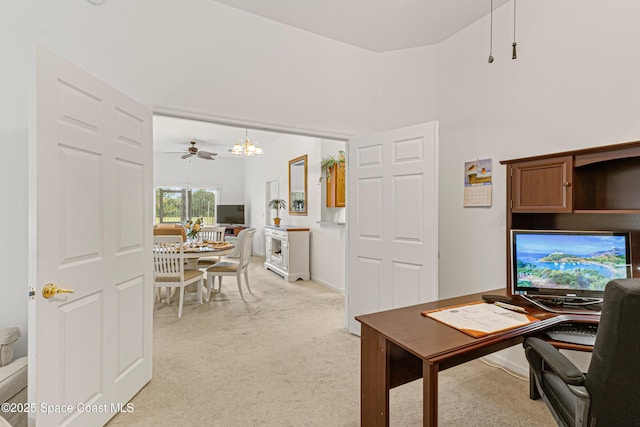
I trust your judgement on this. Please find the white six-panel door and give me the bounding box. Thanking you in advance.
[347,122,439,334]
[29,47,153,426]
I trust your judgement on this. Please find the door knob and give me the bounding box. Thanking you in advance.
[42,283,74,299]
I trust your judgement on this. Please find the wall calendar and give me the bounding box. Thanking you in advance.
[464,158,492,207]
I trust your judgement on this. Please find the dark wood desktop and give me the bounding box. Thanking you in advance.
[356,288,599,427]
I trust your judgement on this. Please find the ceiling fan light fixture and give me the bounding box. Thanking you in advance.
[231,130,264,156]
[231,142,243,155]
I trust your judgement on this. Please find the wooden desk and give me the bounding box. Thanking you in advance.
[355,289,599,427]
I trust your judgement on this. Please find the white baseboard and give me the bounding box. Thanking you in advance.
[482,343,593,379]
[482,348,530,378]
[310,275,345,294]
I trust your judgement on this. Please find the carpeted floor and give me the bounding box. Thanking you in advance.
[107,256,555,426]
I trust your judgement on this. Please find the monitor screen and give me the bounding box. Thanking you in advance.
[216,204,245,225]
[511,229,632,299]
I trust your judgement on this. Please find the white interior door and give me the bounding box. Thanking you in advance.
[347,122,439,334]
[28,46,153,426]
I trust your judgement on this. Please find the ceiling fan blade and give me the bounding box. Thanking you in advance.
[181,153,194,159]
[197,152,216,160]
[198,151,217,158]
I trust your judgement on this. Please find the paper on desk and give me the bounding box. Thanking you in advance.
[422,301,539,338]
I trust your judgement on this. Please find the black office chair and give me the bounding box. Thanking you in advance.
[523,279,640,427]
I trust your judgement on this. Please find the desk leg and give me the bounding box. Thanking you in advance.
[423,361,438,427]
[361,324,390,426]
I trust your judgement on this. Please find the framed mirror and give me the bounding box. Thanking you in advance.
[288,154,307,216]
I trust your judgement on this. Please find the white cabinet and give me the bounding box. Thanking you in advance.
[264,226,310,282]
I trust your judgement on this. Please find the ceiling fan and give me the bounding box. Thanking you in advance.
[180,141,217,160]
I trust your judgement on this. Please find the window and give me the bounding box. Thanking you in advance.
[188,189,217,224]
[155,187,218,225]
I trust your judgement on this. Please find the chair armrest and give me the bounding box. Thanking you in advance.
[523,337,585,386]
[0,327,20,367]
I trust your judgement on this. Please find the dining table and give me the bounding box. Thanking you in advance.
[153,239,236,303]
[178,241,236,300]
[182,241,235,270]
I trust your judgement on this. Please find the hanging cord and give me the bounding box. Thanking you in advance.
[488,0,494,63]
[512,0,518,59]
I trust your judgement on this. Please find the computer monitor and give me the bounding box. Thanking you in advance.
[511,229,632,307]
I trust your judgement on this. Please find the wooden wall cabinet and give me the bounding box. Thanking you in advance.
[501,141,640,293]
[326,162,345,207]
[511,156,572,213]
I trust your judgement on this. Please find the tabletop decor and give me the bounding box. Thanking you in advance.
[185,217,203,240]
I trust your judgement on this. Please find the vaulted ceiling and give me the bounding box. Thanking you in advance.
[156,1,511,152]
[212,0,510,52]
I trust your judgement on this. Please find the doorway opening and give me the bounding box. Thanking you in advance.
[153,114,348,296]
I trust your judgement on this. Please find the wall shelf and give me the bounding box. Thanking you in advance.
[501,140,640,292]
[317,221,346,228]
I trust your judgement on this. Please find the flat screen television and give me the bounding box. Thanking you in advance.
[511,229,632,305]
[216,204,245,225]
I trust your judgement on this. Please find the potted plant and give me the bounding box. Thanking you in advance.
[320,153,345,182]
[268,199,287,226]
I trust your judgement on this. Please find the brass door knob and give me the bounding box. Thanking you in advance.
[42,283,74,299]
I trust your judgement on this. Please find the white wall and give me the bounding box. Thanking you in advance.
[243,134,320,255]
[435,0,640,368]
[0,2,34,358]
[33,0,377,138]
[243,134,345,291]
[153,152,245,205]
[5,0,381,356]
[373,45,439,132]
[436,0,640,299]
[7,0,640,360]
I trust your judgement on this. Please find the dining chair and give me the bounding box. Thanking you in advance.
[217,228,249,260]
[205,228,256,301]
[200,226,226,242]
[153,235,204,318]
[197,226,228,268]
[153,223,187,242]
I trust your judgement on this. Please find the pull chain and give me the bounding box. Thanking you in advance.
[488,0,494,63]
[512,0,518,59]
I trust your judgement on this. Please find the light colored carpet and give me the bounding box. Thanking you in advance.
[107,256,555,426]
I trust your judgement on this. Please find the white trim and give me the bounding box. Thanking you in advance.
[150,105,351,141]
[310,275,345,294]
[482,353,529,378]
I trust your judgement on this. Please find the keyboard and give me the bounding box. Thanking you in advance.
[544,323,598,346]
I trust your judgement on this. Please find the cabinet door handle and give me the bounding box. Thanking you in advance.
[563,182,571,187]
